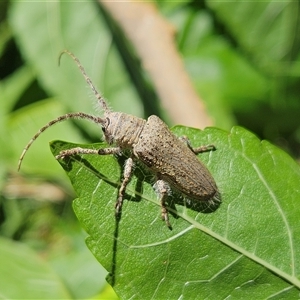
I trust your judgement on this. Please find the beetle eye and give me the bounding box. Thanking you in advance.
[101,117,110,133]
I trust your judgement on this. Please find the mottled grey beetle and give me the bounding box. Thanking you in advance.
[18,50,220,229]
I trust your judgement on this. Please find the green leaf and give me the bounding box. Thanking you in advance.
[50,126,300,299]
[0,237,71,299]
[207,1,299,76]
[0,66,35,114]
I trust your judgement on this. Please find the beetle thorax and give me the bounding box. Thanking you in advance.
[102,112,146,149]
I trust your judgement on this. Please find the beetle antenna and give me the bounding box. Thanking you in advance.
[58,50,111,114]
[18,112,104,171]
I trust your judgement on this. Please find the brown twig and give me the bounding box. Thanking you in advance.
[99,1,214,128]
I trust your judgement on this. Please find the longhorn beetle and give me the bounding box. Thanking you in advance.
[18,50,221,229]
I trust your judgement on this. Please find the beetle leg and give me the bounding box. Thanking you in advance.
[179,136,215,154]
[154,179,172,229]
[56,146,121,159]
[115,157,134,217]
[56,146,133,219]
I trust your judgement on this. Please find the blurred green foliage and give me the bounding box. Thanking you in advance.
[0,1,299,299]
